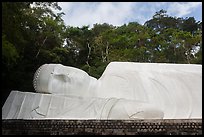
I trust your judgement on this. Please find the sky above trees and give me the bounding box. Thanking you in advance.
[54,2,202,28]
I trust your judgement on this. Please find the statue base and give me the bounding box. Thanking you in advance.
[2,119,202,135]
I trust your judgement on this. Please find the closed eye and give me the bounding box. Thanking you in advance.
[53,74,71,83]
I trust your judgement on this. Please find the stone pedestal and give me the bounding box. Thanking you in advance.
[2,119,202,135]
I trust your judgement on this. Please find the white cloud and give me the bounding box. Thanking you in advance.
[58,2,135,28]
[56,2,202,28]
[167,2,202,17]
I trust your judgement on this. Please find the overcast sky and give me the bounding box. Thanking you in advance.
[55,2,202,28]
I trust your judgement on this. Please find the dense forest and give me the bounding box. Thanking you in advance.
[2,2,202,106]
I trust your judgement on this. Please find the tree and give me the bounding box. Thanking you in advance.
[181,17,199,35]
[2,2,66,106]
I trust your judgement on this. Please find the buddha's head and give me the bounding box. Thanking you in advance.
[33,64,97,96]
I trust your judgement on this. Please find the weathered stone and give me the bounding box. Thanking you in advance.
[2,119,202,135]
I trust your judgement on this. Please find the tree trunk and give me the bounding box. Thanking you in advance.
[35,36,48,58]
[105,42,109,62]
[86,42,91,70]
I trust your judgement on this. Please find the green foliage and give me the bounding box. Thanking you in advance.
[81,62,108,79]
[2,35,19,67]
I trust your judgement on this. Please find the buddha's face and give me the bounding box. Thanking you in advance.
[33,64,94,96]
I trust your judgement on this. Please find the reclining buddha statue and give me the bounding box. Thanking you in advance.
[2,62,202,119]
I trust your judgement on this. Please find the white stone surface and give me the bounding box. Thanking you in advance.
[2,62,202,119]
[97,62,202,119]
[2,91,164,119]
